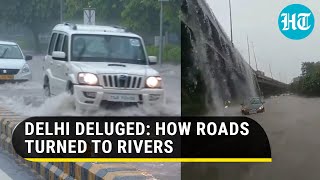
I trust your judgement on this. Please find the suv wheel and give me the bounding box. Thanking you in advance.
[44,78,51,97]
[67,83,74,95]
[66,83,78,111]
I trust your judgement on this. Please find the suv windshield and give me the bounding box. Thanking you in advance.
[0,44,23,59]
[71,34,147,64]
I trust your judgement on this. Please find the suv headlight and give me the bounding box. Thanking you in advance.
[21,64,30,74]
[146,76,162,88]
[78,73,99,85]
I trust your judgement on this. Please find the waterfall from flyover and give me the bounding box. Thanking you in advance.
[181,0,258,115]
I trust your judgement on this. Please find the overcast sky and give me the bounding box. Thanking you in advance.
[207,0,320,83]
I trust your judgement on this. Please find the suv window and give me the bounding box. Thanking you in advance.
[55,34,64,52]
[62,35,69,57]
[71,35,146,65]
[48,33,57,55]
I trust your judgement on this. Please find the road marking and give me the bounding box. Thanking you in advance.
[26,158,272,163]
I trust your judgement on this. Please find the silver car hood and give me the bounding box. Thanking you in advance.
[0,59,25,69]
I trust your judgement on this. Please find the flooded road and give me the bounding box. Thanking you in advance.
[244,95,320,180]
[183,95,320,180]
[0,151,36,180]
[0,56,181,116]
[0,55,181,180]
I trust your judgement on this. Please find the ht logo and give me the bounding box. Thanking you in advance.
[278,4,314,40]
[281,13,312,31]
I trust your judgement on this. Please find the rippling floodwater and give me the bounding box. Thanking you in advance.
[0,56,181,179]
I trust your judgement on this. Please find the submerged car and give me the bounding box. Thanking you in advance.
[224,100,231,108]
[0,41,32,83]
[241,97,265,115]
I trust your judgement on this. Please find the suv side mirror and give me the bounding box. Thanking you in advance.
[148,56,157,65]
[52,51,66,61]
[25,55,33,61]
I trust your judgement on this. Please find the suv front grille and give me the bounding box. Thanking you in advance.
[102,74,143,89]
[0,69,19,75]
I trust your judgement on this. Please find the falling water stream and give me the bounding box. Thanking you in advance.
[181,0,260,179]
[181,0,258,115]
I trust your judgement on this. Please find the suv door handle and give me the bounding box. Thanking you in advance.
[57,64,62,67]
[50,61,54,65]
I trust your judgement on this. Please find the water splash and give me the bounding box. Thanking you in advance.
[0,64,181,117]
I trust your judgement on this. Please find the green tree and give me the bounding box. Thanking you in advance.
[291,61,320,96]
[121,0,160,34]
[65,0,124,24]
[65,0,181,35]
[0,0,60,52]
[121,0,180,35]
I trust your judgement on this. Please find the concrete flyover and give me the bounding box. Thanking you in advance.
[255,71,289,97]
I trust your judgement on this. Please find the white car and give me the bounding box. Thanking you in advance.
[0,41,32,83]
[43,23,165,111]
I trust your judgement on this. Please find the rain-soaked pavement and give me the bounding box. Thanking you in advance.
[182,95,320,180]
[0,55,181,180]
[0,151,36,180]
[2,56,320,179]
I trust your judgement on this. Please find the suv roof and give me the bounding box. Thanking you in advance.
[0,41,17,45]
[53,23,141,38]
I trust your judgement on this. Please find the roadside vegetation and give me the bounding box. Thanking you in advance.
[146,44,181,64]
[0,0,181,63]
[290,62,320,96]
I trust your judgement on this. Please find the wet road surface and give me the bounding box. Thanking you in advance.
[183,95,320,180]
[0,151,36,180]
[0,56,181,180]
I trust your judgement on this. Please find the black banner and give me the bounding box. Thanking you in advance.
[12,116,271,159]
